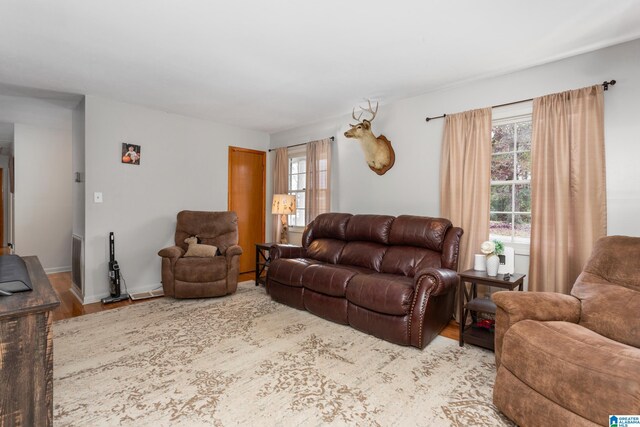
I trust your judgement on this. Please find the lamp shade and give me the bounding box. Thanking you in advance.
[272,194,296,215]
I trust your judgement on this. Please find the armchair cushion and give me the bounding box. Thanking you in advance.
[499,320,640,424]
[158,245,185,259]
[174,257,227,282]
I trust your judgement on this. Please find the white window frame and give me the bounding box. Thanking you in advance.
[287,146,306,231]
[490,102,533,255]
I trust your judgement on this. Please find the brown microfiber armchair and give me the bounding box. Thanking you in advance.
[158,211,243,298]
[492,236,640,426]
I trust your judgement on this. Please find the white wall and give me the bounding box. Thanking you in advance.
[83,95,269,302]
[13,123,72,271]
[0,93,75,270]
[72,98,85,238]
[0,154,10,246]
[270,39,640,277]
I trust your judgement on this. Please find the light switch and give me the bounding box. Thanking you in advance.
[94,192,103,203]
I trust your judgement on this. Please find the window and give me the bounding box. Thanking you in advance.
[288,155,306,227]
[490,115,532,243]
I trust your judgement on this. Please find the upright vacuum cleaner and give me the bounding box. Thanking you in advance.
[101,232,129,304]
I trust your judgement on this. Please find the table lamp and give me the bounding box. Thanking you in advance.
[272,194,296,244]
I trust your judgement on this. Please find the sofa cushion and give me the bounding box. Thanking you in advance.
[302,264,374,297]
[501,320,640,423]
[174,256,227,282]
[339,241,387,271]
[309,213,352,240]
[346,273,415,315]
[380,246,440,277]
[388,215,451,251]
[344,215,394,244]
[305,239,346,264]
[268,258,319,287]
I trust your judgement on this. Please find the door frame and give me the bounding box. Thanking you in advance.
[227,146,267,265]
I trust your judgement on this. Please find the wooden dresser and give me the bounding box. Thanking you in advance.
[0,256,60,426]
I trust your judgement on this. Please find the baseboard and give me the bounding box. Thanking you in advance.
[45,265,71,274]
[69,285,84,304]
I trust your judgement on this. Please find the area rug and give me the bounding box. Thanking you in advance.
[53,282,513,426]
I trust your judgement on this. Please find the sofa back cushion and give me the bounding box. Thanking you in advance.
[345,215,394,244]
[306,239,346,264]
[304,213,352,245]
[571,236,640,348]
[388,215,451,251]
[175,210,238,254]
[340,242,388,271]
[380,246,441,277]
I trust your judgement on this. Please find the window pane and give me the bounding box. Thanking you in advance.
[516,151,531,181]
[516,121,532,151]
[295,209,305,226]
[491,153,514,181]
[514,184,531,212]
[299,159,306,174]
[298,173,306,190]
[490,213,512,238]
[514,214,531,238]
[290,174,299,191]
[290,159,298,174]
[490,184,512,212]
[295,192,305,210]
[492,123,514,153]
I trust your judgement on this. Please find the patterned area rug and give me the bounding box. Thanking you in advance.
[54,282,513,426]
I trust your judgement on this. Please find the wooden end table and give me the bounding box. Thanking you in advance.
[255,242,277,286]
[458,269,525,351]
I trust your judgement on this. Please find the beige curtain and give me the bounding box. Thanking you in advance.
[306,138,332,224]
[272,147,288,242]
[529,85,606,293]
[440,108,492,272]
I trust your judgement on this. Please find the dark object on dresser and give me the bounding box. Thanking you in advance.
[492,236,640,426]
[0,256,60,426]
[158,211,243,298]
[266,213,463,349]
[0,254,33,294]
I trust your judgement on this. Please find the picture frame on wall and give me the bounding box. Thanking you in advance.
[121,143,141,165]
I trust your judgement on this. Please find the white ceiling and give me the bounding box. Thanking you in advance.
[1,1,639,133]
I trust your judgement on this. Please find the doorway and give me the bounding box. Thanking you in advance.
[228,146,266,274]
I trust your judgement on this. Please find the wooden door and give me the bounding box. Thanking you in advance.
[228,147,266,274]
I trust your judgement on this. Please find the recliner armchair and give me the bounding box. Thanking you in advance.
[492,236,640,426]
[158,210,243,298]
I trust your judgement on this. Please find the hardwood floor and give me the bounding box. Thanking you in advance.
[48,271,461,341]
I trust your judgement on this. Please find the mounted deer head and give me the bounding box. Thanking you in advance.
[344,100,395,175]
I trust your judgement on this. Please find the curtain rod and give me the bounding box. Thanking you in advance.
[424,80,616,122]
[268,136,335,152]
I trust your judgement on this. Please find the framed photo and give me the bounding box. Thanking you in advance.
[122,143,141,165]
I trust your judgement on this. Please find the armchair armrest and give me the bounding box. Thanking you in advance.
[158,245,185,259]
[270,244,305,261]
[413,267,458,296]
[225,244,243,258]
[492,291,581,366]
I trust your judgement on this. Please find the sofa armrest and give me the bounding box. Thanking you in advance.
[492,291,581,367]
[158,245,185,259]
[225,244,243,258]
[270,244,305,261]
[413,267,458,296]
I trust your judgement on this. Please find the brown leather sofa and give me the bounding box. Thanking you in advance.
[266,213,463,349]
[158,210,243,298]
[493,236,640,426]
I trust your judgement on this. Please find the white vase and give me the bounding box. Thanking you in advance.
[486,254,500,277]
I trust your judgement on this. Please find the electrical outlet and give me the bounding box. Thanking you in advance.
[94,192,103,203]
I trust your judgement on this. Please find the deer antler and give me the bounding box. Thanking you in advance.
[358,99,378,122]
[351,108,363,125]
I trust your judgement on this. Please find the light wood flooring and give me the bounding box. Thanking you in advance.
[48,271,460,341]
